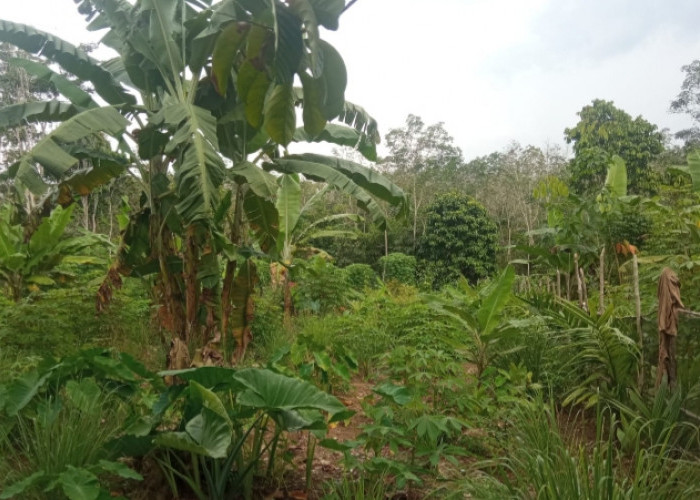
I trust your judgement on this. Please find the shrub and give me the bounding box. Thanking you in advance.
[291,256,351,314]
[378,253,416,285]
[345,263,378,290]
[417,192,497,288]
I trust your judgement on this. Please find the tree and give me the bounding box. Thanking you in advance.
[466,142,566,258]
[383,114,464,249]
[670,60,700,148]
[0,0,406,366]
[417,192,497,287]
[565,100,664,195]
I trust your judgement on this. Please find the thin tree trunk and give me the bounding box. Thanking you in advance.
[579,267,589,313]
[598,247,605,315]
[184,225,199,343]
[556,270,561,298]
[574,253,583,308]
[384,228,388,257]
[108,188,114,241]
[81,194,90,230]
[91,192,99,232]
[633,253,644,390]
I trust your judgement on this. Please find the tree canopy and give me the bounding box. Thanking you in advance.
[565,99,664,195]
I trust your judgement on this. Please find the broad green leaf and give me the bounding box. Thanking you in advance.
[15,107,128,191]
[477,266,515,335]
[28,205,74,255]
[300,73,327,136]
[10,58,96,108]
[337,100,380,145]
[154,431,211,456]
[293,123,377,161]
[282,153,405,207]
[0,471,45,499]
[234,368,345,416]
[373,382,412,405]
[157,366,238,389]
[267,157,386,226]
[65,378,101,412]
[0,20,134,105]
[247,71,271,129]
[188,380,231,424]
[309,0,345,30]
[687,150,700,192]
[605,155,627,197]
[58,466,100,500]
[25,275,56,285]
[317,40,346,120]
[244,189,279,252]
[162,103,225,224]
[276,174,302,257]
[264,84,296,146]
[290,0,323,77]
[96,460,143,481]
[230,161,277,199]
[140,0,184,82]
[0,101,80,131]
[183,408,232,458]
[212,22,251,95]
[272,4,304,85]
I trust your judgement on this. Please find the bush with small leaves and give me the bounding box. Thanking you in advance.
[378,253,417,285]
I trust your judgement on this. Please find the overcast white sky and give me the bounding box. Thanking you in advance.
[4,0,700,160]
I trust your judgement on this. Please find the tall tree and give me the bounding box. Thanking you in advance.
[466,142,566,257]
[383,114,464,249]
[565,100,664,195]
[670,60,700,148]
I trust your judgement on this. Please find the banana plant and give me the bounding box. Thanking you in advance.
[426,265,517,378]
[0,0,406,365]
[275,175,362,319]
[0,204,106,301]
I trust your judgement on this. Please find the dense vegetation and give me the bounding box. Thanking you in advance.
[1,1,700,499]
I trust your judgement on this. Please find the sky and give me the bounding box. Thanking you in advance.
[3,0,700,160]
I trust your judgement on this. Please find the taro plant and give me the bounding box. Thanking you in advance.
[0,350,156,500]
[141,366,349,500]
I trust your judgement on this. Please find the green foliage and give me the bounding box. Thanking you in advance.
[0,277,152,361]
[565,99,664,195]
[378,252,416,285]
[465,396,700,499]
[417,193,497,288]
[345,263,378,290]
[0,204,106,301]
[426,267,516,378]
[291,256,351,314]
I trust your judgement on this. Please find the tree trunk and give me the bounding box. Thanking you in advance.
[598,247,605,315]
[91,192,99,232]
[633,253,644,390]
[81,195,90,231]
[556,270,561,298]
[574,253,583,308]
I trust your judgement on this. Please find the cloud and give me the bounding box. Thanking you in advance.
[487,0,700,75]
